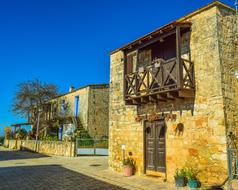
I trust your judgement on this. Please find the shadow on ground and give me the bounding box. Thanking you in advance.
[0,165,128,190]
[0,149,49,161]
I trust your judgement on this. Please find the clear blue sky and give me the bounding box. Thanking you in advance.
[0,0,234,135]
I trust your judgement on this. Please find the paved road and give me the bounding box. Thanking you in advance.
[0,148,127,190]
[0,165,128,190]
[0,147,182,190]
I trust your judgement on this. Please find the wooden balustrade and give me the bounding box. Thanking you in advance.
[124,58,195,105]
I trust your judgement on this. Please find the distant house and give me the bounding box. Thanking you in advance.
[30,84,109,140]
[109,1,238,185]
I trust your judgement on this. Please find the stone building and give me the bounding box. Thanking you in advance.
[40,84,109,140]
[109,1,238,185]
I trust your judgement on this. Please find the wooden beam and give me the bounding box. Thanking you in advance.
[168,92,184,100]
[166,92,175,100]
[180,23,192,29]
[178,89,195,98]
[125,99,139,105]
[132,98,141,105]
[157,94,167,102]
[176,26,183,89]
[141,97,149,104]
[127,30,176,53]
[123,51,127,102]
[149,95,158,102]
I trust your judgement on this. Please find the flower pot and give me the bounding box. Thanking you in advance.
[175,176,186,187]
[123,166,133,177]
[188,179,199,188]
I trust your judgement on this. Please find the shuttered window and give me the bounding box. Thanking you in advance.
[126,51,137,74]
[126,54,133,74]
[138,49,151,68]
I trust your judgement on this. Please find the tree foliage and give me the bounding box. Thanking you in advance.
[12,79,58,118]
[0,136,4,144]
[16,128,28,140]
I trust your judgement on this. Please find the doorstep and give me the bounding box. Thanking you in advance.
[146,170,166,180]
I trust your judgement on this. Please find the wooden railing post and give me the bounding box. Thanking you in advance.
[161,60,164,89]
[123,52,127,101]
[176,26,183,89]
[147,68,150,93]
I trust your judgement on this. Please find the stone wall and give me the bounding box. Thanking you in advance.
[4,139,21,149]
[216,6,238,146]
[163,5,227,184]
[109,51,144,174]
[88,86,109,139]
[109,3,236,185]
[4,139,75,157]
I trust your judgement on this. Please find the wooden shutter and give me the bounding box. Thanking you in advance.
[126,51,137,74]
[126,54,133,74]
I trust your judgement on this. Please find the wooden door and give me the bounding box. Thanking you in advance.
[156,121,166,172]
[145,121,156,171]
[145,120,166,173]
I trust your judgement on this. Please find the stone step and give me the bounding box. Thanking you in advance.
[144,174,166,183]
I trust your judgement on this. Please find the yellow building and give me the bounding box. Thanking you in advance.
[38,84,109,140]
[109,1,238,185]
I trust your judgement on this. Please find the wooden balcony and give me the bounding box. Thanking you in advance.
[124,57,195,105]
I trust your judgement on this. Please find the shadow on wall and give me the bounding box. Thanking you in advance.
[0,165,129,190]
[137,97,195,117]
[174,123,184,136]
[0,150,49,161]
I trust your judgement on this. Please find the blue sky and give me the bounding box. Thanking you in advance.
[0,0,234,136]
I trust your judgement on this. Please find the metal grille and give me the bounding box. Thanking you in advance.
[76,138,108,156]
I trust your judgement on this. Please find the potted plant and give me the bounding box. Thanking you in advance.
[185,167,199,189]
[174,168,186,187]
[122,157,135,177]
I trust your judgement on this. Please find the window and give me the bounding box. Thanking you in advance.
[74,96,79,116]
[126,51,137,74]
[61,100,66,114]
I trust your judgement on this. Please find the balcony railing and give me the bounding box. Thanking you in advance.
[124,57,195,104]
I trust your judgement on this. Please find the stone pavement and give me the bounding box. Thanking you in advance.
[0,147,207,190]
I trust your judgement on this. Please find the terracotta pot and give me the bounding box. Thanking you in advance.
[123,166,133,177]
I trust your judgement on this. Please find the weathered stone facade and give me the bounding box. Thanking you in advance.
[87,86,109,139]
[109,2,238,185]
[46,84,109,139]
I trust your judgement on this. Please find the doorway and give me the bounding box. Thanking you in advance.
[144,120,166,173]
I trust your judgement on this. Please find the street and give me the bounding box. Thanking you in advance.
[0,147,179,190]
